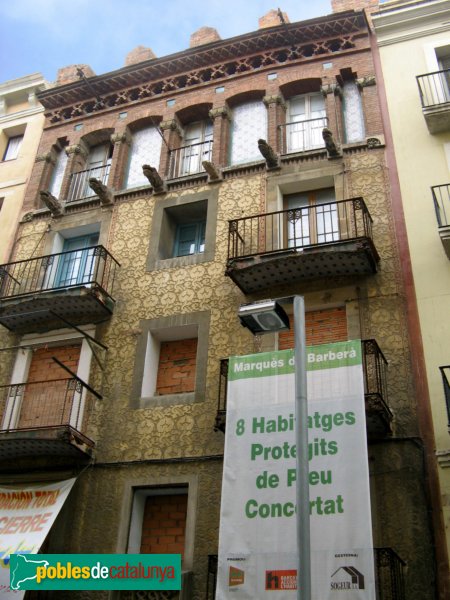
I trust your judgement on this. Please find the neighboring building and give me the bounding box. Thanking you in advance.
[0,3,447,600]
[372,0,450,583]
[0,73,49,263]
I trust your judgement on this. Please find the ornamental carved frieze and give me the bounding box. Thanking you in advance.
[43,33,360,125]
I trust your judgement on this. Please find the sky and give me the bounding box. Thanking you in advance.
[0,0,333,84]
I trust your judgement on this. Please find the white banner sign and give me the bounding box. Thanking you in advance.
[0,478,76,598]
[217,341,375,599]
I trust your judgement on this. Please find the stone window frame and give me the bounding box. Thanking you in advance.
[131,310,210,409]
[146,188,218,271]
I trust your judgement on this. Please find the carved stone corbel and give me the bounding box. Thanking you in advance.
[322,128,341,159]
[202,160,221,182]
[110,130,132,146]
[88,177,114,206]
[142,165,165,193]
[65,141,89,159]
[159,119,183,137]
[263,95,286,110]
[356,76,376,89]
[258,139,279,169]
[35,151,53,164]
[39,190,64,217]
[208,106,231,121]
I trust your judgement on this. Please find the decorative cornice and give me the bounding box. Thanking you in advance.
[37,11,368,125]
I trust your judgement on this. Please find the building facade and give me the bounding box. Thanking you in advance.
[372,0,450,580]
[0,2,446,599]
[0,73,49,263]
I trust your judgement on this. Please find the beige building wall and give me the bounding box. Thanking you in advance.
[0,73,48,263]
[373,0,450,558]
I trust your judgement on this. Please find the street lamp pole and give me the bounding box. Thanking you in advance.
[294,295,311,600]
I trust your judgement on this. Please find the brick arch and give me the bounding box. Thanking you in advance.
[225,89,266,108]
[80,127,115,149]
[279,78,323,100]
[175,103,213,126]
[127,115,163,133]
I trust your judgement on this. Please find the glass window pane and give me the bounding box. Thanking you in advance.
[48,150,68,198]
[3,135,23,161]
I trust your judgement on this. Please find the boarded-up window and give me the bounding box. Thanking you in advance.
[156,338,197,395]
[279,307,347,349]
[140,494,188,558]
[126,126,162,188]
[18,344,81,429]
[230,101,267,165]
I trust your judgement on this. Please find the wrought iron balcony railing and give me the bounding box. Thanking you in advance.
[206,549,405,600]
[215,339,392,436]
[227,197,374,261]
[168,140,213,179]
[432,184,450,228]
[0,245,119,302]
[278,116,328,154]
[67,162,111,203]
[0,378,88,433]
[417,68,450,109]
[439,365,450,427]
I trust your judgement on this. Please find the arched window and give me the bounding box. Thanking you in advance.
[342,81,365,143]
[229,100,267,165]
[125,124,162,188]
[48,145,68,199]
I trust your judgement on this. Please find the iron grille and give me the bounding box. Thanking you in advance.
[417,69,450,109]
[431,184,450,228]
[0,245,119,301]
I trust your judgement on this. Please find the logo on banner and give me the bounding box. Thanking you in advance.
[229,566,245,587]
[330,566,365,591]
[265,570,297,591]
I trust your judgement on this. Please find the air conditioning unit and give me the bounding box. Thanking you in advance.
[238,300,290,334]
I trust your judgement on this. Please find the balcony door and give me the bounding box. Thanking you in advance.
[56,233,99,288]
[181,121,213,176]
[438,52,450,102]
[285,188,338,248]
[17,344,82,430]
[287,94,326,152]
